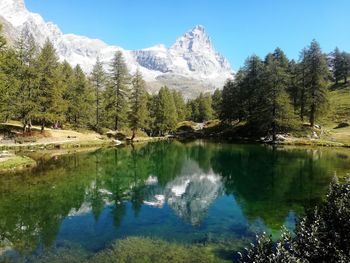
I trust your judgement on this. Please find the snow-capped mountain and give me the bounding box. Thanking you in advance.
[0,0,234,97]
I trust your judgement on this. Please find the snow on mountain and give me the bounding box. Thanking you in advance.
[0,0,234,97]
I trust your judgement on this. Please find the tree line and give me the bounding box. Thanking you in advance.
[216,40,350,140]
[0,26,192,137]
[1,24,349,139]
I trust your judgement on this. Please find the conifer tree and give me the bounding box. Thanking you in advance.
[105,51,130,131]
[154,86,178,135]
[243,55,265,124]
[66,65,93,128]
[197,93,213,122]
[60,60,74,124]
[0,24,17,122]
[172,90,187,122]
[15,30,39,132]
[332,47,343,84]
[261,48,295,140]
[91,57,106,130]
[221,71,247,123]
[287,59,299,113]
[220,79,236,122]
[129,70,149,140]
[36,39,65,132]
[341,51,350,84]
[303,40,329,127]
[211,89,222,119]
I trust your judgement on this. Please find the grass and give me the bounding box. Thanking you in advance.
[326,83,350,125]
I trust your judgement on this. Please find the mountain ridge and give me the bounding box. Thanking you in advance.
[0,0,234,98]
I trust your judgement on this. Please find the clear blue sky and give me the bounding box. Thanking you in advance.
[26,0,350,69]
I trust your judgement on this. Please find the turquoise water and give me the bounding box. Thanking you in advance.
[0,141,349,261]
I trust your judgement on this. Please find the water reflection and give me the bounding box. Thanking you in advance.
[0,141,349,259]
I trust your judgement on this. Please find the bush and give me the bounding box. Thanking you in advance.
[240,178,350,263]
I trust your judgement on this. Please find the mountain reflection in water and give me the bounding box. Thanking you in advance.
[1,140,350,260]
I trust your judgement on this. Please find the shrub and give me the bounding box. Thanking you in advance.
[241,178,350,263]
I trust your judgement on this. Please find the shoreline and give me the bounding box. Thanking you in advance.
[0,133,349,174]
[0,136,170,173]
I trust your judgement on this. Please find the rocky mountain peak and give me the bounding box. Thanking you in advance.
[0,0,27,26]
[171,25,212,54]
[0,1,234,98]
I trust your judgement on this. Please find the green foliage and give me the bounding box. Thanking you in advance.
[172,90,187,122]
[259,48,297,138]
[152,86,178,134]
[14,30,39,130]
[241,179,350,263]
[65,65,94,128]
[91,237,226,263]
[90,57,106,130]
[129,70,149,138]
[303,40,330,126]
[35,39,66,130]
[187,92,213,122]
[212,89,222,119]
[104,51,130,130]
[331,47,350,84]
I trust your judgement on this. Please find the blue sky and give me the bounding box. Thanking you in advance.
[26,0,350,69]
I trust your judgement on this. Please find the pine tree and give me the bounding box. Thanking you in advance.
[0,24,17,122]
[105,51,130,131]
[154,86,178,135]
[66,65,93,128]
[303,40,329,127]
[186,99,200,122]
[220,77,246,123]
[332,47,343,84]
[36,39,65,132]
[261,48,295,140]
[243,55,265,123]
[197,93,213,122]
[129,70,149,140]
[60,60,74,125]
[172,90,187,122]
[298,48,308,121]
[211,89,222,119]
[91,57,106,130]
[15,29,39,132]
[287,59,299,113]
[341,51,350,83]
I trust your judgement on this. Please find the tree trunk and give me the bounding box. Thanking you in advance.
[41,121,45,133]
[28,120,32,133]
[115,117,118,131]
[96,91,99,130]
[23,121,27,133]
[131,129,136,141]
[300,90,305,122]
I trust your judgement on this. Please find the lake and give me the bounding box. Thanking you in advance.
[0,141,349,262]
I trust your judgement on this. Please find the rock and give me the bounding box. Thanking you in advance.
[334,123,349,129]
[113,139,122,146]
